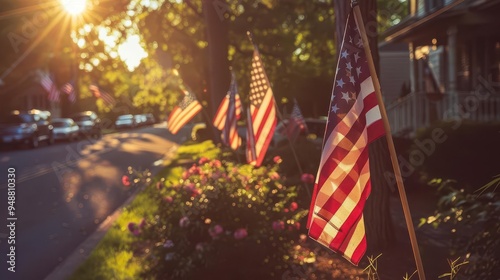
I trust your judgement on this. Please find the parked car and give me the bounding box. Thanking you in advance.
[52,118,80,141]
[115,114,136,129]
[71,111,101,138]
[134,114,146,127]
[0,109,54,148]
[143,113,156,125]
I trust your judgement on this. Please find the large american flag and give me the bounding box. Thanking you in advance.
[213,72,242,150]
[39,71,60,102]
[89,84,116,107]
[285,99,308,142]
[62,81,76,103]
[307,9,385,265]
[245,47,277,166]
[167,88,202,134]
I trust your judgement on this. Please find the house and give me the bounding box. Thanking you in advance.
[379,42,411,105]
[381,0,500,137]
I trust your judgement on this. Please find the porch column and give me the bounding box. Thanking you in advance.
[447,25,458,113]
[409,42,417,93]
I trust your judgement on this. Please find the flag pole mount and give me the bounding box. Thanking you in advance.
[351,3,427,280]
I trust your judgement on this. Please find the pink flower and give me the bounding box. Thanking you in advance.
[191,188,202,197]
[299,234,307,243]
[127,222,140,236]
[273,156,282,164]
[300,173,315,184]
[198,157,210,165]
[233,228,248,240]
[195,242,206,252]
[188,165,202,175]
[179,216,190,228]
[209,225,224,238]
[269,172,280,180]
[122,175,131,187]
[289,202,298,212]
[184,183,196,193]
[272,220,285,232]
[182,170,190,180]
[163,196,173,203]
[210,159,222,168]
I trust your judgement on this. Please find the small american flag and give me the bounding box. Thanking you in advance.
[39,71,60,102]
[285,99,307,142]
[89,84,116,107]
[167,88,202,134]
[307,9,385,265]
[213,72,242,150]
[62,82,76,103]
[245,47,277,166]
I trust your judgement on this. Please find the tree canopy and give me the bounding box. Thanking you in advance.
[0,0,408,119]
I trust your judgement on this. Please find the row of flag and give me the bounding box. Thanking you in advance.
[166,46,308,167]
[167,7,386,266]
[37,71,116,107]
[38,71,76,103]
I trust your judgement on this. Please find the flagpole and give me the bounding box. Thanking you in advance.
[246,31,312,199]
[351,2,426,279]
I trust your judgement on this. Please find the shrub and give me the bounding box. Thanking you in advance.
[129,156,308,279]
[422,177,500,280]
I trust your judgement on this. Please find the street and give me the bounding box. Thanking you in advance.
[0,122,188,280]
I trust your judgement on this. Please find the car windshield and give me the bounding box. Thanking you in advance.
[0,114,33,124]
[73,116,91,122]
[118,115,133,120]
[52,121,69,128]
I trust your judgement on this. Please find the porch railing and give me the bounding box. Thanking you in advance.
[386,91,500,137]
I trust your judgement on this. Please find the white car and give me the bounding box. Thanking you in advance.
[52,118,80,141]
[115,114,136,129]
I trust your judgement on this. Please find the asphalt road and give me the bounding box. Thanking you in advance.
[0,122,189,280]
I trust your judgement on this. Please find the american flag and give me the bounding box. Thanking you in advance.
[285,99,308,142]
[213,72,242,150]
[245,47,277,166]
[167,88,202,134]
[307,9,385,265]
[39,71,60,102]
[62,82,76,103]
[89,84,116,107]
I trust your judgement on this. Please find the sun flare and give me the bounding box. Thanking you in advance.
[61,0,87,15]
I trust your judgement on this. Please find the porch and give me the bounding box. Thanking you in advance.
[386,79,500,137]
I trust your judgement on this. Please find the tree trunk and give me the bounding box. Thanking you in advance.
[334,0,395,254]
[202,0,231,143]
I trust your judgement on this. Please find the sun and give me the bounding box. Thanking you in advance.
[60,0,87,16]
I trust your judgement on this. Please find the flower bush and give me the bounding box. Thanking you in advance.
[129,156,308,279]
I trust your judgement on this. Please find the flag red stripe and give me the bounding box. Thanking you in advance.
[168,102,201,134]
[337,215,366,264]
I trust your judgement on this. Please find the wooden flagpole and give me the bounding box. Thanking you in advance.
[351,2,427,280]
[246,31,312,199]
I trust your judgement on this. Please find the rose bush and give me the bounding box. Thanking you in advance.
[128,156,308,279]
